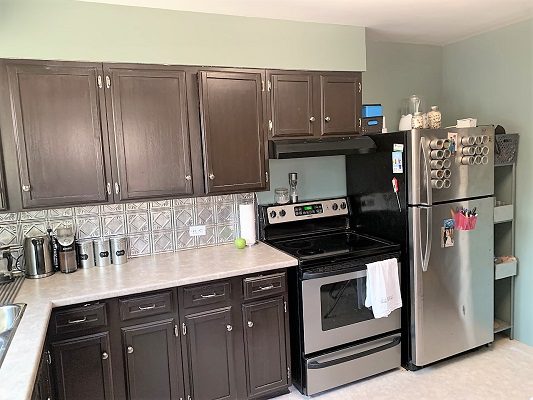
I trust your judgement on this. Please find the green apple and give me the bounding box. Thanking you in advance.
[234,237,247,249]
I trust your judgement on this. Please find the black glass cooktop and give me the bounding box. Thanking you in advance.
[268,231,399,261]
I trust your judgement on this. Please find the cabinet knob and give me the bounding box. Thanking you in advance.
[127,346,134,354]
[247,321,254,328]
[102,352,109,360]
[209,174,215,180]
[114,182,120,194]
[22,185,31,192]
[185,175,192,181]
[309,116,316,122]
[226,324,232,332]
[106,182,111,195]
[325,116,331,122]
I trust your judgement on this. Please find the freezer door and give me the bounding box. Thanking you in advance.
[409,197,494,367]
[407,127,494,205]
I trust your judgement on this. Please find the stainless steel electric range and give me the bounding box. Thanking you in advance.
[259,197,402,396]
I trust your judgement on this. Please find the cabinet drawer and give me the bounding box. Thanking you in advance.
[183,281,231,309]
[243,272,286,300]
[52,303,107,335]
[119,290,174,321]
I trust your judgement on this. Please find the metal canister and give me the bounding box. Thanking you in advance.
[93,238,111,267]
[76,239,95,268]
[109,236,127,265]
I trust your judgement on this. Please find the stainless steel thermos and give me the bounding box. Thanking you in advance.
[93,238,111,267]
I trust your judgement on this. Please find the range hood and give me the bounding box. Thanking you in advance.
[268,136,377,159]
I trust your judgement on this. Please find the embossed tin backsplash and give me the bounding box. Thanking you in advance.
[0,194,253,258]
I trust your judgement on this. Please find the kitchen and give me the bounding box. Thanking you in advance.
[0,1,533,399]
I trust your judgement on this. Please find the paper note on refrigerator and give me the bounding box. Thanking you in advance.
[392,151,403,173]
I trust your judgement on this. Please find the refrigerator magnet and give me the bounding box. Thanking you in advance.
[448,132,458,156]
[441,218,455,248]
[392,151,403,174]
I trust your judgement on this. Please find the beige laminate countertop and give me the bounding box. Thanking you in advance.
[0,243,297,400]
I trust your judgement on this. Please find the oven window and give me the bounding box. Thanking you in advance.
[320,277,374,331]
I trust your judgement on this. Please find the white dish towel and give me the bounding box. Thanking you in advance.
[364,258,402,318]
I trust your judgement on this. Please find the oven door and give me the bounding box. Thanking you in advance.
[301,262,401,354]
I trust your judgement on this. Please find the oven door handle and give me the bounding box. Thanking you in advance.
[307,336,401,370]
[302,268,367,280]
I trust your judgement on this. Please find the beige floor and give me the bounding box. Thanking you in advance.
[280,337,533,399]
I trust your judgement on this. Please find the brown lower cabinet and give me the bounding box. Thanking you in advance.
[51,332,114,400]
[37,270,290,400]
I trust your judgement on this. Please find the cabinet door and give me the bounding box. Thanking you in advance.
[122,319,182,400]
[32,349,52,400]
[268,73,314,138]
[5,61,111,208]
[320,73,362,137]
[242,297,288,398]
[51,332,114,400]
[184,307,236,400]
[105,66,194,200]
[199,71,267,194]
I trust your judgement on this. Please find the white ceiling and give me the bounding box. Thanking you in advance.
[78,0,533,45]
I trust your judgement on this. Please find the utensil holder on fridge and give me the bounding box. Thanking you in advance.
[453,210,477,231]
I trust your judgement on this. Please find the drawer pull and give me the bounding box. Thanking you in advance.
[138,304,156,311]
[127,346,134,354]
[67,316,87,324]
[200,293,217,299]
[258,284,274,291]
[247,321,254,328]
[226,324,233,332]
[102,352,109,360]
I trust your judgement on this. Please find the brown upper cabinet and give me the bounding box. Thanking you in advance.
[199,70,268,194]
[267,71,362,139]
[3,60,113,208]
[104,65,195,201]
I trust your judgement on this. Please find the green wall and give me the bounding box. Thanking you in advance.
[442,19,533,345]
[0,0,366,71]
[364,40,443,131]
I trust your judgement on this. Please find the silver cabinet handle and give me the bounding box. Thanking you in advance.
[209,174,215,180]
[226,324,232,332]
[127,346,134,354]
[200,293,217,299]
[258,284,274,291]
[114,182,120,194]
[138,304,156,310]
[325,116,331,122]
[185,175,192,181]
[67,316,87,324]
[22,185,31,192]
[106,182,111,195]
[309,116,316,122]
[247,321,254,328]
[102,352,109,360]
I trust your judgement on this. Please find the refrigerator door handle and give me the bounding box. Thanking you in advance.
[420,137,433,206]
[421,206,432,272]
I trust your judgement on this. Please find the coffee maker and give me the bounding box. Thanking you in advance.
[56,227,77,274]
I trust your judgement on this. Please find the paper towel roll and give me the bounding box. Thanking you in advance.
[239,203,257,246]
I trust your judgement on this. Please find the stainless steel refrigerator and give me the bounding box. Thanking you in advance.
[346,126,494,369]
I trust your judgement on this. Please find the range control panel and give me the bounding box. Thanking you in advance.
[266,198,348,224]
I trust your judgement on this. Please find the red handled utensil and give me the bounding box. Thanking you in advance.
[392,177,401,211]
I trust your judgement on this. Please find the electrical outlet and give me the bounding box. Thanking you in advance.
[189,225,206,236]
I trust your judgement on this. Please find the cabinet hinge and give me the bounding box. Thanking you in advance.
[261,80,265,92]
[358,118,362,129]
[358,81,362,93]
[267,80,271,91]
[284,301,287,313]
[287,367,291,379]
[265,171,269,183]
[268,120,273,131]
[182,322,187,336]
[97,75,103,89]
[46,350,52,365]
[174,324,179,337]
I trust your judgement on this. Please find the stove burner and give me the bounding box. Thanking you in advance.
[298,248,325,256]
